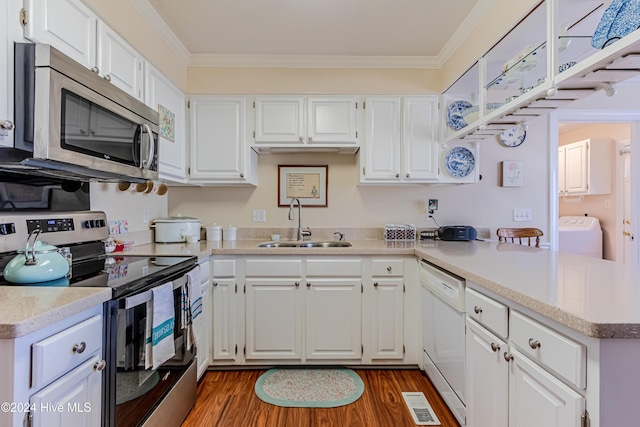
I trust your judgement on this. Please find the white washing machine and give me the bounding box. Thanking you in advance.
[558,216,603,258]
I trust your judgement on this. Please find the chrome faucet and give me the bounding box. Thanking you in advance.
[288,198,312,241]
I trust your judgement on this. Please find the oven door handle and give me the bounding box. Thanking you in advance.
[123,278,187,309]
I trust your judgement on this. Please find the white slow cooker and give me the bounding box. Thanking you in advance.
[152,215,201,243]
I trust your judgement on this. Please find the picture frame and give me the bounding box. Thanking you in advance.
[501,160,524,187]
[278,165,328,207]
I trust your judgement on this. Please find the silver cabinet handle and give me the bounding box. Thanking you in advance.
[91,66,100,74]
[0,120,14,130]
[503,352,514,362]
[213,282,218,286]
[386,266,392,272]
[306,282,311,287]
[490,342,500,352]
[474,306,483,314]
[93,360,107,371]
[528,338,541,349]
[295,282,300,287]
[308,137,312,142]
[406,173,410,178]
[373,282,379,287]
[103,74,111,82]
[298,136,303,142]
[395,173,400,178]
[73,342,87,354]
[240,173,244,178]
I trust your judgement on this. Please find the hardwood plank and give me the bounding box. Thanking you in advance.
[181,368,461,427]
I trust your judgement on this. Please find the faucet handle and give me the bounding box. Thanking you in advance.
[333,232,345,241]
[302,227,312,237]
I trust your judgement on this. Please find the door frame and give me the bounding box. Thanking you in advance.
[549,110,640,265]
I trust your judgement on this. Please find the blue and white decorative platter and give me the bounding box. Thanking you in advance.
[444,147,475,178]
[498,126,526,147]
[446,100,472,131]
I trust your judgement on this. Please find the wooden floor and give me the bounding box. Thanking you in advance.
[182,368,461,427]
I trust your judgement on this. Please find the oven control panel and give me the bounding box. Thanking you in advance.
[27,218,76,233]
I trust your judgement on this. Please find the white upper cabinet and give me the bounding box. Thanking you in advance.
[0,1,23,147]
[559,138,613,195]
[24,0,147,101]
[252,96,359,152]
[97,21,144,101]
[23,0,97,69]
[360,96,438,184]
[189,96,257,184]
[145,63,187,182]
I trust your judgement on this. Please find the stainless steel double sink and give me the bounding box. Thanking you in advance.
[257,241,352,248]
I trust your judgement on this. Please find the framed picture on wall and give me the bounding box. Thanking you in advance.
[501,160,524,187]
[278,165,328,207]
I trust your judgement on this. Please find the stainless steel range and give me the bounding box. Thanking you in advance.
[0,211,197,427]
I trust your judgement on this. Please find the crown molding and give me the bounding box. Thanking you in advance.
[130,0,190,66]
[188,54,440,69]
[436,0,498,67]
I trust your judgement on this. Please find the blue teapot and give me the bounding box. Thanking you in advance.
[3,230,70,284]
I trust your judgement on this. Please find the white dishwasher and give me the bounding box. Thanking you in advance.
[420,259,466,426]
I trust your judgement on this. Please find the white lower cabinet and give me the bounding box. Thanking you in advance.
[245,278,303,360]
[305,278,361,360]
[369,259,405,360]
[465,287,587,427]
[195,258,212,380]
[212,259,238,363]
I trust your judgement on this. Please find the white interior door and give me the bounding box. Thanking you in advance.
[617,142,633,263]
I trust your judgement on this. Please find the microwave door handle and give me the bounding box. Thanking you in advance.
[142,124,155,170]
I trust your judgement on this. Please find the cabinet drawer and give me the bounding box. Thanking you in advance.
[32,315,103,389]
[246,259,302,277]
[510,311,586,389]
[465,287,508,339]
[372,259,404,276]
[307,259,361,277]
[212,259,234,277]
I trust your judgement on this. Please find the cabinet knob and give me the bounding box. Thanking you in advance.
[298,136,303,142]
[213,282,218,286]
[308,137,312,142]
[91,66,100,74]
[395,173,400,178]
[73,342,87,354]
[474,306,483,314]
[240,173,244,178]
[503,352,514,362]
[0,120,14,130]
[104,74,112,82]
[406,173,410,178]
[306,282,311,287]
[373,282,379,287]
[93,360,107,371]
[295,282,300,287]
[386,266,392,272]
[490,342,501,352]
[528,338,541,349]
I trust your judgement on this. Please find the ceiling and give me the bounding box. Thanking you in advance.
[145,0,486,67]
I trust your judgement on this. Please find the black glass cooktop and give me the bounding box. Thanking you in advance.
[0,254,196,299]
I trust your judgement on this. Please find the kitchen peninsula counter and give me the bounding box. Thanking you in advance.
[125,239,640,339]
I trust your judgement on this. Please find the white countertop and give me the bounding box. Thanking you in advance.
[2,238,639,339]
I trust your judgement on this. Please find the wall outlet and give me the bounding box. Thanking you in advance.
[513,209,532,222]
[253,209,266,222]
[428,199,438,210]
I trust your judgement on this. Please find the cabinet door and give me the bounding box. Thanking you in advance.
[254,96,305,143]
[212,278,236,361]
[508,348,585,427]
[145,64,187,181]
[245,278,303,360]
[370,278,404,360]
[196,280,212,379]
[402,97,438,181]
[0,1,15,147]
[96,21,144,100]
[465,318,508,427]
[306,97,358,144]
[190,96,248,181]
[558,146,566,195]
[30,354,103,427]
[24,0,97,69]
[362,97,401,181]
[305,279,362,360]
[564,140,588,194]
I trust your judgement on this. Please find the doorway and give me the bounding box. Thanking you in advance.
[550,111,640,266]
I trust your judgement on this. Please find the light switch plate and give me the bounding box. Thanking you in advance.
[513,209,532,222]
[253,209,266,222]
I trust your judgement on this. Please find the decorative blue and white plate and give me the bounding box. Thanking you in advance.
[498,126,527,147]
[446,100,472,131]
[444,147,475,178]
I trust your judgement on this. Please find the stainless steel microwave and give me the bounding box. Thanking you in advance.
[1,43,158,183]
